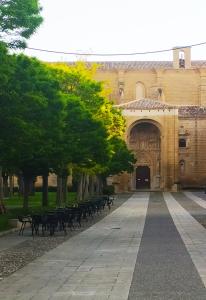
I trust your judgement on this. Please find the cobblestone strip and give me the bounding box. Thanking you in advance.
[184,191,206,209]
[164,192,206,289]
[0,193,149,300]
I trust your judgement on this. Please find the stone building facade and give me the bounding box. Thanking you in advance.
[94,47,206,191]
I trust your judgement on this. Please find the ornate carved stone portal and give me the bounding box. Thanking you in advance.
[129,122,161,189]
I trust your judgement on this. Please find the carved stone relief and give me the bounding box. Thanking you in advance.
[129,123,160,150]
[129,123,161,189]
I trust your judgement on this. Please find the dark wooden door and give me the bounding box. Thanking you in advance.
[136,166,150,189]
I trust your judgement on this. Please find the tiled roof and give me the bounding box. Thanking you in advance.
[191,61,206,67]
[96,61,172,70]
[90,61,206,70]
[115,99,206,117]
[66,60,206,70]
[115,99,175,110]
[179,106,206,117]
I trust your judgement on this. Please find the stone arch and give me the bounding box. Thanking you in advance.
[128,120,162,190]
[127,119,163,141]
[136,82,146,99]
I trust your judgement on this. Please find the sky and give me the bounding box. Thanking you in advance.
[23,0,206,62]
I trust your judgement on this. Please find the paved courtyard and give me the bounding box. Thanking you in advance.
[1,191,206,299]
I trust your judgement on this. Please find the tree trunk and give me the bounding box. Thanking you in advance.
[9,175,14,197]
[82,174,89,200]
[23,176,31,210]
[29,179,35,196]
[42,174,48,207]
[81,173,86,201]
[88,175,95,197]
[18,175,24,197]
[56,175,63,207]
[2,173,9,198]
[102,176,107,188]
[96,175,103,195]
[0,167,6,214]
[62,175,68,207]
[77,173,83,202]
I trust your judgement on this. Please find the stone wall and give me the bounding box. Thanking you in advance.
[93,59,206,190]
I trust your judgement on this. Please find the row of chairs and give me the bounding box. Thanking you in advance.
[18,195,114,236]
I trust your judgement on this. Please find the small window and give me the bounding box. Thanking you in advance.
[179,138,186,148]
[179,160,185,175]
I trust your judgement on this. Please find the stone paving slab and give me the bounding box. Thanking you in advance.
[0,193,149,300]
[0,195,131,279]
[171,192,206,230]
[173,192,206,215]
[184,191,206,209]
[128,192,206,300]
[164,192,206,291]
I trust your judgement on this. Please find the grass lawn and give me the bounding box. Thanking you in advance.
[0,192,76,232]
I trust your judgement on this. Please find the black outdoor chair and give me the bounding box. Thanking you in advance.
[55,211,67,235]
[31,214,42,236]
[18,215,32,235]
[45,213,59,236]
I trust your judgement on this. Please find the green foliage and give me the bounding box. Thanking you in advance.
[104,137,136,176]
[50,63,126,139]
[0,49,135,205]
[64,96,110,167]
[102,185,115,195]
[0,49,64,179]
[0,0,43,48]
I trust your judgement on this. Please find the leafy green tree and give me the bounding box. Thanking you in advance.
[0,50,135,209]
[0,0,43,48]
[51,63,132,199]
[51,63,126,139]
[104,137,136,176]
[0,46,65,209]
[53,95,111,204]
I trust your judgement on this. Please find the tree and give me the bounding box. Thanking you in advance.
[50,62,126,139]
[0,51,135,209]
[0,46,65,209]
[0,0,43,48]
[0,42,15,213]
[53,95,110,204]
[50,63,132,199]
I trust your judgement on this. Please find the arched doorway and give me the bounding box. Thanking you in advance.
[129,121,161,190]
[136,166,150,189]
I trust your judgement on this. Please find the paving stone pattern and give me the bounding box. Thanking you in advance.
[0,193,149,300]
[0,194,130,279]
[164,192,206,298]
[128,192,206,300]
[2,192,206,300]
[171,192,206,227]
[184,191,206,209]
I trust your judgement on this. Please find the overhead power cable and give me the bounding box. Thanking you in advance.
[26,41,206,57]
